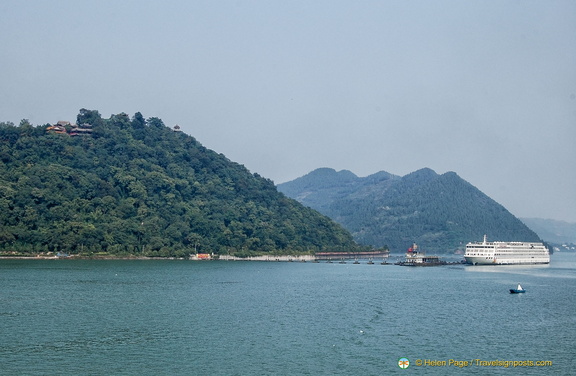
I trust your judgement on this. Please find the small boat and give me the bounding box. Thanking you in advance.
[509,284,525,294]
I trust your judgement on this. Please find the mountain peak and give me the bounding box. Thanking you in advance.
[279,167,540,252]
[306,168,358,181]
[402,167,438,181]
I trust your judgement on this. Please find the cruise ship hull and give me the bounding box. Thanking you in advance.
[464,256,549,265]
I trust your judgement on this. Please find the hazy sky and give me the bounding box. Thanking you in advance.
[1,0,575,222]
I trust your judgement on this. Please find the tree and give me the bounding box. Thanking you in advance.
[131,112,146,129]
[77,108,103,127]
[18,119,33,135]
[147,117,165,129]
[109,113,130,129]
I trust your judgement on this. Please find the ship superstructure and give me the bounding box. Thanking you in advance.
[464,235,549,265]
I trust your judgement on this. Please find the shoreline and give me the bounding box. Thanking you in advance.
[0,254,390,262]
[0,255,181,260]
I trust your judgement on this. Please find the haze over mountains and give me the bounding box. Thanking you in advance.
[278,168,541,253]
[520,218,576,245]
[2,109,565,257]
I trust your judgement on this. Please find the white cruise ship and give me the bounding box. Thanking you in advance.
[464,235,550,265]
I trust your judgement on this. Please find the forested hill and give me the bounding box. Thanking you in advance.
[278,168,542,253]
[0,110,365,257]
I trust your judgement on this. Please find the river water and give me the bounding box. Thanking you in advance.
[1,253,574,375]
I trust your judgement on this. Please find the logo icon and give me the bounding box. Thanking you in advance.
[398,357,410,369]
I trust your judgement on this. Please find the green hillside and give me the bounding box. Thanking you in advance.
[278,168,542,253]
[0,110,365,257]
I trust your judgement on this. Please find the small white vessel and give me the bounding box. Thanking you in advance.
[510,284,526,294]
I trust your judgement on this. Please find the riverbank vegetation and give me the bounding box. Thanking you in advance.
[0,110,370,257]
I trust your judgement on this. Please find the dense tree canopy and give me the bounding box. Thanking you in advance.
[0,111,365,257]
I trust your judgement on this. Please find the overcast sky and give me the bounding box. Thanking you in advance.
[1,0,575,222]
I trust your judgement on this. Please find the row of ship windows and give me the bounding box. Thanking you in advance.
[467,247,543,250]
[466,250,545,254]
[466,251,545,255]
[467,254,543,257]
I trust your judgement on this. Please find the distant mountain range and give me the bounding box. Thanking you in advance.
[278,168,541,253]
[520,218,576,244]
